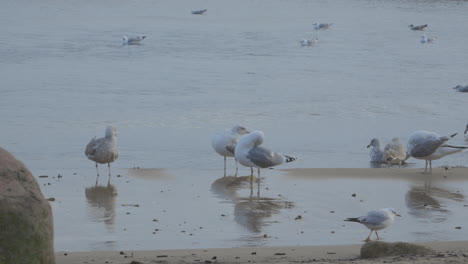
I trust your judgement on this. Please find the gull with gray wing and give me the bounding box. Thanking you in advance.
[85,126,119,185]
[211,126,250,176]
[345,208,401,242]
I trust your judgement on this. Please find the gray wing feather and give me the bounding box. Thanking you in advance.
[410,138,447,158]
[247,146,283,168]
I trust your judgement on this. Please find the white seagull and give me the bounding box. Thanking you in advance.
[383,138,407,166]
[367,138,384,163]
[211,126,250,176]
[345,208,401,242]
[300,38,318,47]
[407,131,465,174]
[85,126,119,185]
[420,35,437,44]
[313,23,333,30]
[235,131,296,179]
[122,35,146,45]
[453,85,468,92]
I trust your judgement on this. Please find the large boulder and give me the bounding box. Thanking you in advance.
[0,147,55,264]
[361,241,436,259]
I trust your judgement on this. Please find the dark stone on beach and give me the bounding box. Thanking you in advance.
[361,241,436,259]
[0,147,55,264]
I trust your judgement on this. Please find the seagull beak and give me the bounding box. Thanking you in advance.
[396,214,401,217]
[366,144,371,148]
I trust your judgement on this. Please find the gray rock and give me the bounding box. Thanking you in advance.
[0,147,55,264]
[361,241,436,259]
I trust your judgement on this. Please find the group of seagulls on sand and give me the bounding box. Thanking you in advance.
[368,126,468,174]
[83,123,468,242]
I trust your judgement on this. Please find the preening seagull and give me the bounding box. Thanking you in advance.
[453,85,468,92]
[300,38,318,47]
[383,138,407,166]
[409,24,428,30]
[313,23,333,30]
[122,35,146,45]
[211,126,250,176]
[85,126,119,185]
[407,131,466,174]
[235,131,296,180]
[345,208,401,242]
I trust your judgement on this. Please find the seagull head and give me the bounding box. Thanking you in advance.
[105,126,117,138]
[387,208,401,217]
[453,85,462,90]
[367,138,380,148]
[232,125,250,135]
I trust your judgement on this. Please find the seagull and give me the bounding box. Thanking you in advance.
[313,23,333,30]
[192,9,207,15]
[407,131,466,174]
[409,24,428,31]
[300,38,318,47]
[420,35,437,44]
[85,126,119,185]
[383,138,407,166]
[211,126,250,177]
[345,208,401,242]
[122,35,146,45]
[235,131,296,182]
[367,138,384,163]
[453,85,468,92]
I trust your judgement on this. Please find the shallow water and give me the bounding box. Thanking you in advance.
[1,0,468,252]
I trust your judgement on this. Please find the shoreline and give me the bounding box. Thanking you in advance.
[56,240,468,264]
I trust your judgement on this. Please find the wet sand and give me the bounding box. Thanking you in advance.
[56,240,468,264]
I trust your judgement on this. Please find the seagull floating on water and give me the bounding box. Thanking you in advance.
[211,126,250,177]
[383,138,407,166]
[192,9,207,15]
[367,138,384,163]
[313,23,333,30]
[122,35,146,45]
[407,131,465,174]
[409,24,428,31]
[420,35,437,44]
[235,131,296,182]
[300,38,318,47]
[85,126,119,185]
[453,85,468,92]
[345,208,401,242]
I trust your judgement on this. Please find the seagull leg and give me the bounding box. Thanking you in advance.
[363,230,373,242]
[422,160,429,174]
[429,160,432,174]
[375,230,380,240]
[95,163,100,186]
[224,156,227,177]
[257,168,261,198]
[234,158,239,177]
[107,163,111,185]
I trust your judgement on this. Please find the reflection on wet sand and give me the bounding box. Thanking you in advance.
[405,184,464,222]
[85,184,117,231]
[211,175,295,243]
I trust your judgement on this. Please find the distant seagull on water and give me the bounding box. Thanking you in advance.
[122,35,146,45]
[420,35,437,44]
[409,24,428,31]
[453,85,468,92]
[85,126,119,185]
[407,131,466,174]
[300,38,318,47]
[235,131,296,191]
[211,126,250,177]
[192,9,207,15]
[313,23,333,30]
[345,208,401,242]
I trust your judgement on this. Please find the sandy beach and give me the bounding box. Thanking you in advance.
[55,240,468,264]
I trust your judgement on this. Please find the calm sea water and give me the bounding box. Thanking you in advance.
[1,0,468,252]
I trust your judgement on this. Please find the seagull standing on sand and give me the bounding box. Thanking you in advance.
[453,85,468,92]
[235,131,296,183]
[211,126,250,177]
[345,208,401,242]
[409,24,428,30]
[122,35,146,45]
[383,138,407,166]
[85,126,119,185]
[313,23,333,30]
[407,131,465,174]
[367,138,384,163]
